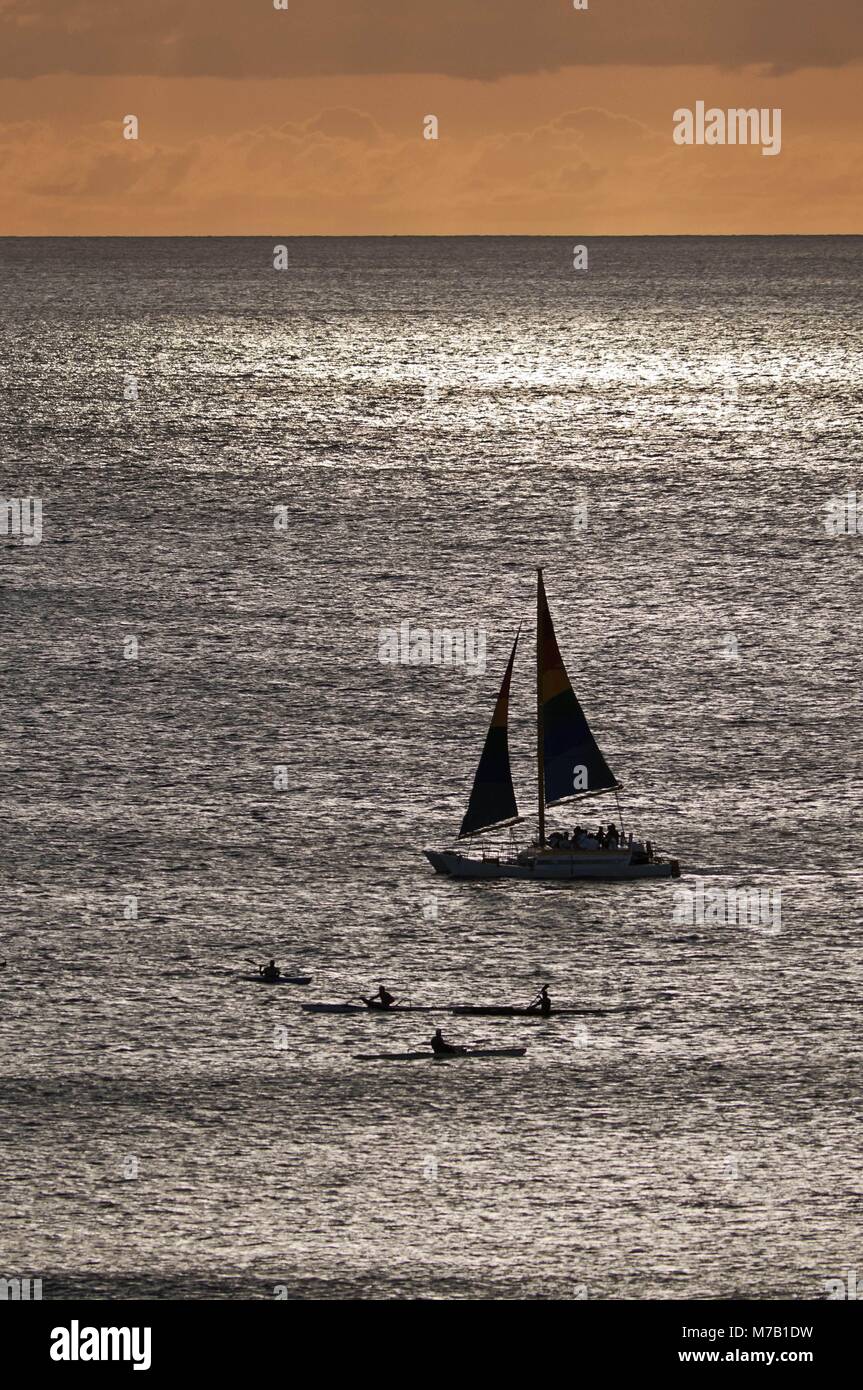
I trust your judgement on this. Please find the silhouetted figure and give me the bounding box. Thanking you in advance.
[431,1028,464,1055]
[260,959,281,981]
[528,985,552,1017]
[366,985,396,1010]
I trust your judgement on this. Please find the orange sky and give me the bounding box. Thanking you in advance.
[1,1,861,234]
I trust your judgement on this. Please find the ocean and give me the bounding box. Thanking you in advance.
[1,236,861,1299]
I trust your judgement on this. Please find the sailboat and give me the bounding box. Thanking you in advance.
[424,569,681,881]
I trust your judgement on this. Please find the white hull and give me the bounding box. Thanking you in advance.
[424,848,679,881]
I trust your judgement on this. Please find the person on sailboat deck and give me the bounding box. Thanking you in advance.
[593,823,619,850]
[431,1028,464,1055]
[260,959,281,981]
[365,985,396,1010]
[527,985,552,1016]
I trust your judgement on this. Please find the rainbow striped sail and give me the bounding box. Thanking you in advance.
[537,571,619,808]
[454,573,618,841]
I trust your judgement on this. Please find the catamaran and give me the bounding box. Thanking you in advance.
[424,569,681,881]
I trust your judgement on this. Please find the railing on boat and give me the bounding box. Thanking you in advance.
[453,830,660,861]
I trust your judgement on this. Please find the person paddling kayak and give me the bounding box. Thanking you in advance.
[431,1028,466,1055]
[526,984,552,1016]
[259,959,282,982]
[363,985,397,1010]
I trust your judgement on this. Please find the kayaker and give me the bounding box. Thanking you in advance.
[527,985,552,1016]
[260,959,282,982]
[365,985,396,1010]
[431,1028,464,1055]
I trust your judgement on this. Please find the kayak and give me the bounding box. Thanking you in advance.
[354,1047,527,1061]
[244,974,312,986]
[450,1004,647,1017]
[302,1002,436,1014]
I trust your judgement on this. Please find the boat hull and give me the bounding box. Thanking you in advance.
[424,849,678,881]
[354,1048,527,1061]
[243,974,312,985]
[302,1003,436,1014]
[451,1003,646,1017]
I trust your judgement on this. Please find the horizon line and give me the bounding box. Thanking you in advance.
[1,232,861,240]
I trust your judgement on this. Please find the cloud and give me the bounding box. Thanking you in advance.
[4,103,860,235]
[0,120,198,203]
[303,108,382,143]
[0,1,860,79]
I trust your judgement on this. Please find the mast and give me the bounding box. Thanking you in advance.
[536,567,546,845]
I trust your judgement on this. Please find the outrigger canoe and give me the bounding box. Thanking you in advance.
[355,1047,527,1061]
[451,1003,647,1017]
[303,1002,646,1015]
[302,1002,437,1014]
[245,974,312,986]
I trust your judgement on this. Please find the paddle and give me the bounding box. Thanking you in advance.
[526,984,551,1011]
[358,991,400,1010]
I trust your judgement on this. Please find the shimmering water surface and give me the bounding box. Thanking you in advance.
[0,237,861,1300]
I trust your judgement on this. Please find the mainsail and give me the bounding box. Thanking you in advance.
[537,570,619,808]
[458,628,521,838]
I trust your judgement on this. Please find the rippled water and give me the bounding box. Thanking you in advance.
[1,237,861,1299]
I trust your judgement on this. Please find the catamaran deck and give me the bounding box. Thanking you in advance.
[425,846,679,880]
